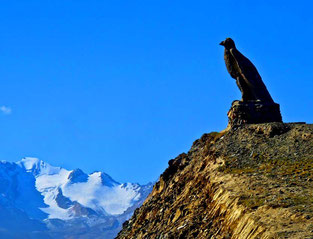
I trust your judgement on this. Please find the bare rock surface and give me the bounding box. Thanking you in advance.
[227,100,282,128]
[116,123,313,239]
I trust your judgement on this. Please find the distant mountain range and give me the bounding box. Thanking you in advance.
[0,157,152,239]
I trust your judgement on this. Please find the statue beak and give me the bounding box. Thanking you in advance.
[219,41,224,46]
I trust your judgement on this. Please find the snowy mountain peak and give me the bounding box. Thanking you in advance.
[17,157,62,176]
[67,168,88,183]
[18,157,41,171]
[0,158,153,238]
[100,172,119,187]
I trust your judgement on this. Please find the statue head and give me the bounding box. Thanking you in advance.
[219,38,235,49]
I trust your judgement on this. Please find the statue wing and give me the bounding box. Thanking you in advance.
[230,48,273,102]
[230,48,263,87]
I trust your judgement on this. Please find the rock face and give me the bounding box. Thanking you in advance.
[117,123,313,239]
[227,100,282,128]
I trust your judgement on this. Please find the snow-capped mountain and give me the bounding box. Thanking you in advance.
[0,157,153,239]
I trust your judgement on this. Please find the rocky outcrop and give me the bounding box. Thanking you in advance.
[116,123,313,239]
[227,100,282,128]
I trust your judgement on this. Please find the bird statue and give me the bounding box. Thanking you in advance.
[220,38,274,103]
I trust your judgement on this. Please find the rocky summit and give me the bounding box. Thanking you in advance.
[117,123,313,238]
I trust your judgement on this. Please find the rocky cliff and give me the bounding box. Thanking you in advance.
[117,123,313,238]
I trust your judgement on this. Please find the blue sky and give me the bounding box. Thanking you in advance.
[0,1,312,184]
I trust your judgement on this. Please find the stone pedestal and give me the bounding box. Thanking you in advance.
[227,100,282,128]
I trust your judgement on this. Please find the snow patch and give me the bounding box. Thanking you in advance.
[18,157,40,171]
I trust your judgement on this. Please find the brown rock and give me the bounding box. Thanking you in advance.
[227,100,282,128]
[116,123,313,239]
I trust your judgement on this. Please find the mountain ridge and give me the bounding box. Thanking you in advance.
[117,122,313,238]
[0,157,152,239]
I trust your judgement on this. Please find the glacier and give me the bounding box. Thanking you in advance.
[0,157,153,239]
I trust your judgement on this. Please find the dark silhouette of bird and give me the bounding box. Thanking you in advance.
[220,38,274,103]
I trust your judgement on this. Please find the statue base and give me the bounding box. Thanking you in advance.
[227,100,282,128]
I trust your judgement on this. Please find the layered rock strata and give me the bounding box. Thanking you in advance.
[117,123,313,239]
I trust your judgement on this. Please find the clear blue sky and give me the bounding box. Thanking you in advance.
[0,1,312,184]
